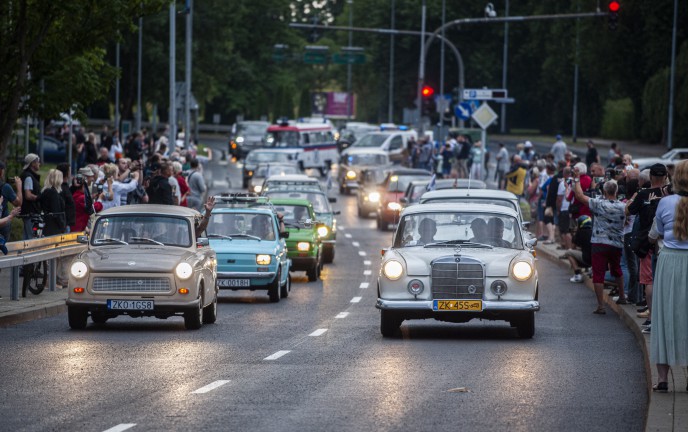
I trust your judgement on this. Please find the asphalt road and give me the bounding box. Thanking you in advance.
[0,139,647,432]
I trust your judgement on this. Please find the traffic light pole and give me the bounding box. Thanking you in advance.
[415,0,426,133]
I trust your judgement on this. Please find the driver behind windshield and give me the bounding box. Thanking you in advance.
[417,218,437,245]
[470,218,488,243]
[487,217,512,248]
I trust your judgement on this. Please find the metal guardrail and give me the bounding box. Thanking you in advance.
[0,233,86,300]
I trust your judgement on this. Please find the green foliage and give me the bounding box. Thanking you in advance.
[298,88,312,118]
[601,98,635,140]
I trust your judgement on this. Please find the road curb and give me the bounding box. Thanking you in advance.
[0,302,66,328]
[535,244,657,432]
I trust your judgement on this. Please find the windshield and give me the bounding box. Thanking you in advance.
[266,131,299,147]
[394,212,523,249]
[92,215,192,247]
[255,165,299,177]
[352,134,388,148]
[267,191,330,214]
[420,197,518,212]
[387,175,430,193]
[237,123,267,135]
[347,154,388,166]
[272,204,312,226]
[207,212,275,240]
[246,151,292,164]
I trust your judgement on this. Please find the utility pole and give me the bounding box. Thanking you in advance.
[572,1,581,143]
[115,41,120,135]
[439,0,446,141]
[500,0,509,134]
[387,0,395,123]
[346,0,353,121]
[415,0,426,132]
[667,0,678,149]
[136,6,143,133]
[169,3,177,152]
[184,0,193,149]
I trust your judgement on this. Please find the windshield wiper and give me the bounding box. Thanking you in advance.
[94,238,128,245]
[207,233,233,240]
[230,233,262,241]
[283,222,301,230]
[129,237,164,246]
[424,240,493,249]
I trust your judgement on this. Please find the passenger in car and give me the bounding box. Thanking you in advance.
[417,218,437,245]
[470,218,488,243]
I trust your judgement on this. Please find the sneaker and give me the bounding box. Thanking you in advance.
[616,298,631,305]
[642,325,651,334]
[637,306,648,313]
[637,310,650,318]
[636,300,647,307]
[570,274,584,283]
[641,319,651,327]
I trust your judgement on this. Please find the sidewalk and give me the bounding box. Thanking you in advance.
[0,268,67,327]
[536,241,688,432]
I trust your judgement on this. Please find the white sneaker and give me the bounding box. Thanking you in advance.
[570,274,583,283]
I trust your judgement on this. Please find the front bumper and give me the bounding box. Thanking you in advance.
[66,297,201,314]
[290,256,317,271]
[216,271,276,288]
[376,299,540,312]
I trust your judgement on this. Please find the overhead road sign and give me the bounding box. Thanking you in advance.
[462,88,508,101]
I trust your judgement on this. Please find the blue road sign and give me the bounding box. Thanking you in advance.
[455,102,473,120]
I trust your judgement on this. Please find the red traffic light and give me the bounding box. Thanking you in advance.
[421,86,434,97]
[608,1,620,13]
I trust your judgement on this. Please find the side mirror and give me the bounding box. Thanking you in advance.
[399,197,408,204]
[521,221,531,229]
[328,197,337,203]
[304,218,313,228]
[333,210,341,215]
[197,237,210,247]
[279,231,290,239]
[525,238,538,249]
[77,235,89,244]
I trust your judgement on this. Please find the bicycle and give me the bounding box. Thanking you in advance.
[19,213,49,297]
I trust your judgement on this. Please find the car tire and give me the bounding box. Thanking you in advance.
[68,306,88,330]
[242,178,249,188]
[202,291,218,324]
[377,216,387,231]
[380,310,402,337]
[357,206,364,218]
[322,245,335,264]
[91,312,108,325]
[339,184,346,194]
[268,270,282,303]
[515,312,535,339]
[184,294,204,330]
[307,262,318,282]
[281,273,291,298]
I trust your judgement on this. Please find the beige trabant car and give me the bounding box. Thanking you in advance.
[377,203,539,338]
[66,205,217,330]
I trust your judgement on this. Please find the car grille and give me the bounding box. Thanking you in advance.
[431,256,485,300]
[92,277,171,293]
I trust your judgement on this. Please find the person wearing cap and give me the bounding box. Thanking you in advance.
[626,163,670,329]
[0,161,23,242]
[504,154,527,197]
[518,141,536,164]
[19,153,42,239]
[551,134,567,165]
[71,166,103,233]
[561,215,593,283]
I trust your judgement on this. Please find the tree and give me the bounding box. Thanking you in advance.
[0,0,167,160]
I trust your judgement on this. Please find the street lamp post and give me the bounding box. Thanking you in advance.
[667,0,678,149]
[439,0,446,141]
[415,0,427,132]
[184,0,193,149]
[169,2,177,152]
[388,0,395,123]
[136,6,143,134]
[115,41,120,135]
[346,0,353,121]
[500,0,509,134]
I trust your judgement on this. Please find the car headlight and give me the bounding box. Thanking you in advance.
[175,262,194,280]
[407,279,424,295]
[70,261,88,279]
[490,280,508,296]
[236,136,245,143]
[256,254,271,265]
[346,170,357,180]
[383,260,403,280]
[297,242,310,251]
[368,192,380,203]
[231,142,237,149]
[387,202,402,211]
[512,261,533,281]
[247,170,253,177]
[317,226,329,238]
[254,185,263,193]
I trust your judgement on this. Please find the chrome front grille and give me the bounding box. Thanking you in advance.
[431,257,485,300]
[92,277,171,293]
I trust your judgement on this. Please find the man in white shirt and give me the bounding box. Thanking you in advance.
[556,167,572,250]
[551,134,567,164]
[495,142,510,189]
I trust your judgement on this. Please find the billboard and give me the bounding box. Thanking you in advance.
[312,92,356,119]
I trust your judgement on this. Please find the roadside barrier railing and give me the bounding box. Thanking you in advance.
[0,233,86,300]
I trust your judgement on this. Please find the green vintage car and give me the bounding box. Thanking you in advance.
[270,198,323,282]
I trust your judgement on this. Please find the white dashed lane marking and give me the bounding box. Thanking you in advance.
[352,241,360,247]
[309,329,328,337]
[363,260,371,266]
[264,350,291,361]
[351,297,362,303]
[335,312,350,319]
[344,233,352,239]
[359,282,369,289]
[191,380,231,394]
[363,270,372,276]
[103,425,136,432]
[358,251,367,256]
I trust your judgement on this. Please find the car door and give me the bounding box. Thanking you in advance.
[388,135,405,164]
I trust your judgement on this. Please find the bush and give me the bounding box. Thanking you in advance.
[601,98,635,140]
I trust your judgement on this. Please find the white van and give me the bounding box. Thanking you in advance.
[341,130,417,165]
[265,121,338,175]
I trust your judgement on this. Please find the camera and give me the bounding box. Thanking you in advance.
[566,178,573,186]
[96,184,104,193]
[75,174,84,185]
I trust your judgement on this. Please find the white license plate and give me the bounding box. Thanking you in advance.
[218,279,251,288]
[107,300,154,310]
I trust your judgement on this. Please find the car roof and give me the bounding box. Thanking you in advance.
[269,198,313,208]
[402,202,519,218]
[265,174,318,182]
[98,204,200,217]
[420,189,519,201]
[387,168,433,176]
[408,178,487,190]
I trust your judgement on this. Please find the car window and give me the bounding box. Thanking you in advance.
[421,197,518,212]
[353,134,388,148]
[247,152,291,164]
[268,191,329,214]
[348,154,387,165]
[393,212,522,249]
[237,123,268,135]
[92,215,192,247]
[387,175,430,192]
[266,131,299,147]
[273,205,312,226]
[389,136,403,151]
[207,212,276,240]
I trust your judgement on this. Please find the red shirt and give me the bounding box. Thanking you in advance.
[71,189,103,232]
[567,174,592,218]
[175,174,190,207]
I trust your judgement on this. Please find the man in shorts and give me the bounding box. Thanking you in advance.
[572,174,628,313]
